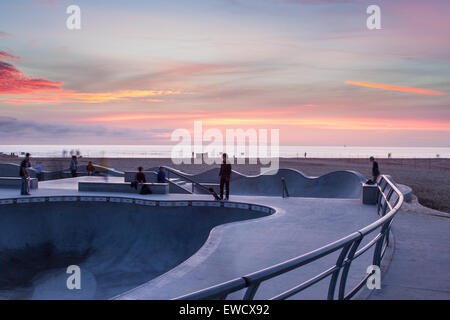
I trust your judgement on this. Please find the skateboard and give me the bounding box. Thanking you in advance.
[208,188,221,201]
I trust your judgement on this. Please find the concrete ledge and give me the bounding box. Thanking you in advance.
[124,171,157,183]
[362,183,379,205]
[78,182,169,194]
[0,177,38,189]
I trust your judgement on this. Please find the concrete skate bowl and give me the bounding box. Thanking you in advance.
[151,167,365,199]
[0,197,272,300]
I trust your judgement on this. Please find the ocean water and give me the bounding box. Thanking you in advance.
[1,145,449,159]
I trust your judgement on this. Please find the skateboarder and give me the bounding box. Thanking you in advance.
[219,153,232,200]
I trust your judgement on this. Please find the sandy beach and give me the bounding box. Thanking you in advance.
[2,156,449,213]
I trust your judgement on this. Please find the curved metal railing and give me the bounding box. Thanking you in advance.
[175,175,403,300]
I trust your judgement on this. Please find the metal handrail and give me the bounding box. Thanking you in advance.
[175,175,404,300]
[162,166,216,197]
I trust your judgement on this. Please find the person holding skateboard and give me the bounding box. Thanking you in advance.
[219,153,232,200]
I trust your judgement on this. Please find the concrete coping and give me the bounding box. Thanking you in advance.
[0,195,275,215]
[78,181,170,194]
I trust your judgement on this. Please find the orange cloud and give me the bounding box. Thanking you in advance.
[346,81,446,96]
[2,89,189,104]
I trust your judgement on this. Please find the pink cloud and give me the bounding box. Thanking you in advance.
[0,64,64,95]
[0,51,63,95]
[0,31,10,38]
[0,51,21,61]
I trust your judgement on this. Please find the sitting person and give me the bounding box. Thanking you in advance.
[86,161,95,176]
[131,166,147,190]
[157,167,166,183]
[136,166,146,183]
[366,156,380,184]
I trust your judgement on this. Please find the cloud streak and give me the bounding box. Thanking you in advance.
[346,81,447,96]
[0,117,170,143]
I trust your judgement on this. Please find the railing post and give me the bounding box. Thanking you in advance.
[372,222,390,267]
[327,243,352,300]
[338,237,362,300]
[243,281,260,300]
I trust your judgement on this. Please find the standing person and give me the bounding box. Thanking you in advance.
[19,153,31,195]
[219,153,232,200]
[70,155,78,177]
[370,156,380,183]
[157,167,166,183]
[86,161,95,176]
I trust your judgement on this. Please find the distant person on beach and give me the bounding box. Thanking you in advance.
[70,156,78,177]
[19,153,31,195]
[157,167,166,183]
[369,156,380,183]
[219,153,232,200]
[86,161,95,176]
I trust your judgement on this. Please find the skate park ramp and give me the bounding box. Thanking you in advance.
[0,200,271,299]
[150,167,365,199]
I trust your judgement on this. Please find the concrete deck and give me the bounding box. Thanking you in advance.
[369,209,450,300]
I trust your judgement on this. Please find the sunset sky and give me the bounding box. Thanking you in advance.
[0,0,449,146]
